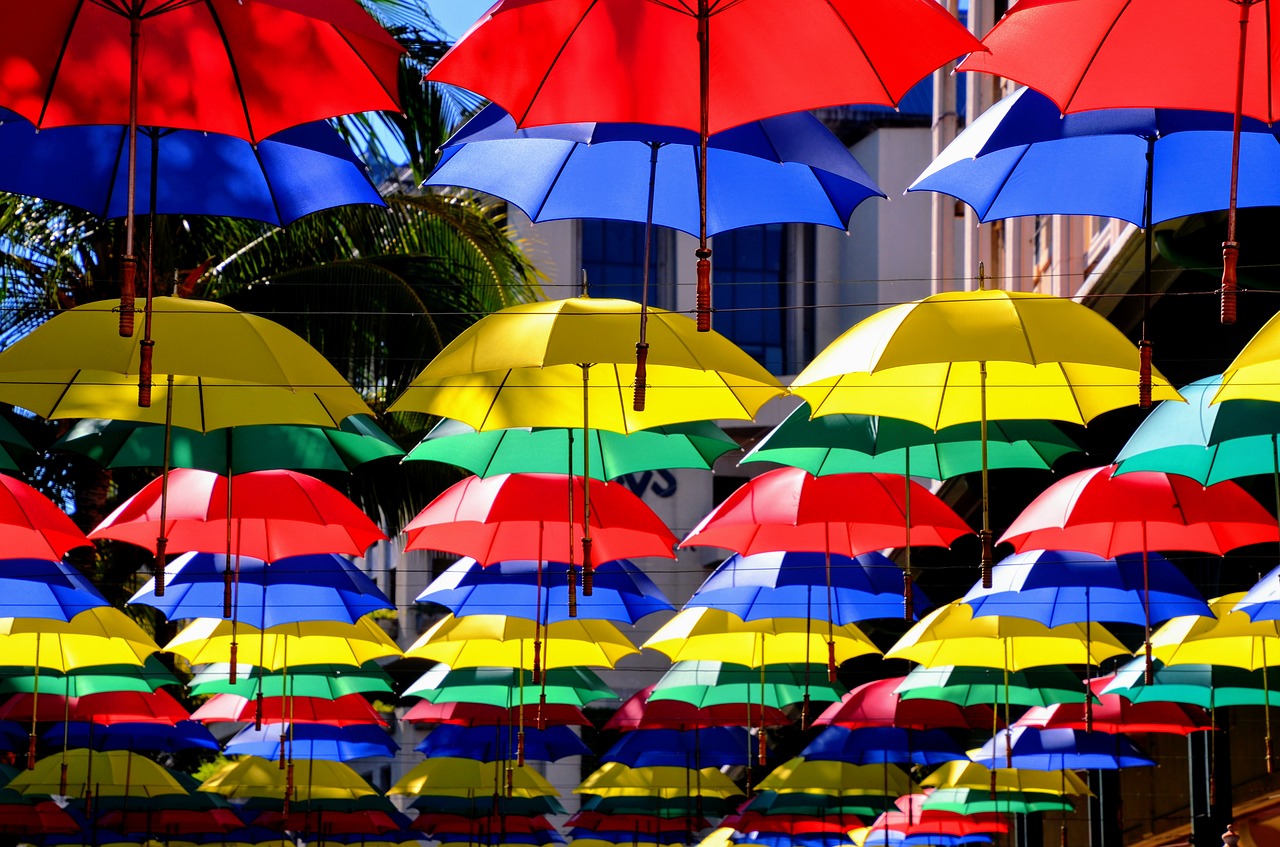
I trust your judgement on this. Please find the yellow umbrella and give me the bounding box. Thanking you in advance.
[199,756,378,802]
[575,762,742,799]
[920,760,1091,796]
[789,284,1182,584]
[1215,310,1280,404]
[9,749,186,797]
[389,756,559,798]
[0,297,371,427]
[641,608,881,666]
[404,614,639,669]
[388,296,784,432]
[884,601,1129,670]
[755,757,918,797]
[164,617,402,668]
[0,608,159,670]
[696,829,737,847]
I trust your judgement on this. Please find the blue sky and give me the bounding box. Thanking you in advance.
[430,0,494,40]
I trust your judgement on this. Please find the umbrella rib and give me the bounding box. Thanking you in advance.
[329,27,403,120]
[825,2,895,106]
[102,126,130,219]
[529,145,579,222]
[45,369,81,420]
[512,0,602,128]
[201,1,258,141]
[37,0,88,128]
[1057,0,1135,114]
[251,139,288,227]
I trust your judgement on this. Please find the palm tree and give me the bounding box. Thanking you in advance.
[0,1,541,602]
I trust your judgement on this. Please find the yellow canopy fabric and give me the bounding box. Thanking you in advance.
[575,762,742,798]
[755,757,917,796]
[388,297,785,433]
[1151,593,1280,670]
[920,760,1092,796]
[0,297,371,430]
[789,288,1181,429]
[9,749,186,798]
[696,830,737,847]
[389,757,559,798]
[404,614,639,669]
[641,608,881,666]
[884,601,1129,670]
[0,608,159,670]
[164,617,402,668]
[1216,310,1280,405]
[199,756,378,801]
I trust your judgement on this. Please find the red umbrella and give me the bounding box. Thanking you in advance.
[0,799,81,835]
[957,0,1275,323]
[0,474,91,560]
[0,1,404,341]
[402,700,591,727]
[98,807,244,835]
[723,813,852,835]
[427,0,982,332]
[254,808,403,835]
[0,689,189,724]
[1016,677,1212,735]
[415,814,558,835]
[566,812,710,833]
[190,692,386,726]
[999,464,1278,678]
[813,678,995,731]
[603,684,791,732]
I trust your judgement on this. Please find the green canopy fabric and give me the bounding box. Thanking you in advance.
[186,661,395,699]
[894,664,1090,707]
[649,661,846,709]
[1102,657,1280,708]
[0,656,180,696]
[405,665,617,707]
[922,787,1075,815]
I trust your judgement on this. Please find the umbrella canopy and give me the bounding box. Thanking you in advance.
[130,552,391,626]
[681,468,971,557]
[417,558,672,625]
[408,418,738,480]
[92,469,387,561]
[799,726,967,765]
[389,757,559,799]
[970,726,1155,771]
[425,104,883,237]
[1218,309,1280,405]
[885,602,1129,670]
[0,656,179,696]
[1232,563,1280,622]
[0,475,92,560]
[0,559,108,621]
[55,415,403,474]
[742,404,1081,477]
[44,720,218,753]
[1101,657,1280,708]
[405,665,616,708]
[405,614,639,670]
[601,727,752,768]
[186,661,394,700]
[0,113,384,226]
[649,661,846,709]
[416,723,589,762]
[225,722,397,762]
[920,760,1092,796]
[0,417,33,473]
[1,688,189,724]
[961,549,1210,627]
[165,617,402,670]
[402,700,591,728]
[604,685,791,732]
[401,473,677,565]
[0,608,159,670]
[685,550,927,624]
[894,665,1090,707]
[738,790,899,819]
[1150,592,1280,669]
[200,756,379,802]
[576,763,742,799]
[814,678,996,730]
[755,758,917,797]
[1017,683,1211,735]
[922,788,1074,815]
[641,608,880,666]
[9,749,187,798]
[388,296,784,433]
[190,693,386,726]
[0,298,372,431]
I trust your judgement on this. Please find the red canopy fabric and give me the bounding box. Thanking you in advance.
[402,700,591,727]
[814,678,995,730]
[190,692,386,726]
[0,689,190,724]
[0,474,91,560]
[604,685,791,732]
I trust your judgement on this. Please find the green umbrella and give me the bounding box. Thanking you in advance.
[0,416,33,473]
[404,417,739,479]
[921,787,1074,815]
[51,414,403,473]
[894,664,1090,707]
[0,656,180,696]
[741,790,897,818]
[649,661,845,710]
[1114,374,1280,485]
[577,794,739,817]
[405,665,617,707]
[740,403,1082,478]
[1101,657,1280,708]
[186,661,395,699]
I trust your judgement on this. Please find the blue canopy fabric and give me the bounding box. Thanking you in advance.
[1233,563,1280,622]
[969,726,1155,770]
[799,726,967,765]
[601,727,753,768]
[43,720,219,753]
[0,109,384,226]
[415,723,590,762]
[0,559,109,620]
[424,104,884,237]
[224,722,398,762]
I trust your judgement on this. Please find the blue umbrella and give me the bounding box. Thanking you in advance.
[224,722,398,762]
[414,723,589,762]
[129,552,391,626]
[685,551,929,624]
[1233,563,1280,622]
[601,727,752,768]
[799,726,966,766]
[0,720,27,752]
[43,720,218,753]
[969,726,1155,771]
[0,559,108,621]
[961,549,1210,627]
[417,558,673,625]
[426,104,884,238]
[0,109,384,227]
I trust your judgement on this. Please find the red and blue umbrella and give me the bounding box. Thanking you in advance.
[969,726,1155,771]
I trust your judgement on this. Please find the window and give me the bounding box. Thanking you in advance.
[581,220,667,305]
[711,224,789,373]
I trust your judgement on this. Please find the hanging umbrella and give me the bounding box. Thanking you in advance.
[577,763,742,800]
[921,788,1074,815]
[408,418,738,479]
[389,757,559,799]
[164,617,402,670]
[969,726,1155,771]
[130,552,391,627]
[417,558,673,625]
[225,722,397,762]
[2,688,189,724]
[604,685,791,733]
[642,608,881,667]
[799,726,967,765]
[601,727,753,768]
[0,475,93,560]
[0,656,179,697]
[1214,307,1280,407]
[1101,656,1280,708]
[863,795,1009,837]
[43,720,218,753]
[0,417,33,474]
[0,559,108,621]
[649,661,846,710]
[404,614,639,670]
[920,760,1092,796]
[189,693,386,726]
[416,723,590,762]
[405,665,616,708]
[9,749,187,798]
[1231,563,1280,621]
[0,608,159,671]
[755,758,917,799]
[684,550,928,624]
[426,0,980,330]
[187,661,394,700]
[814,678,996,730]
[788,286,1182,584]
[199,756,379,802]
[54,415,403,474]
[1017,680,1212,735]
[738,790,899,820]
[893,665,1091,707]
[419,813,559,837]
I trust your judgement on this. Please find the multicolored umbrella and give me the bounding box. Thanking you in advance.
[1017,682,1212,735]
[1101,657,1280,708]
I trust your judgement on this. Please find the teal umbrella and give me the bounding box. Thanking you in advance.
[1101,656,1280,708]
[0,656,180,696]
[921,787,1074,815]
[894,664,1090,707]
[405,666,618,707]
[404,418,739,479]
[51,415,403,473]
[186,661,395,699]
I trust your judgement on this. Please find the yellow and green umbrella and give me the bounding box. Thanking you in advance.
[389,757,559,798]
[404,614,639,669]
[164,617,402,669]
[641,608,880,666]
[575,762,742,799]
